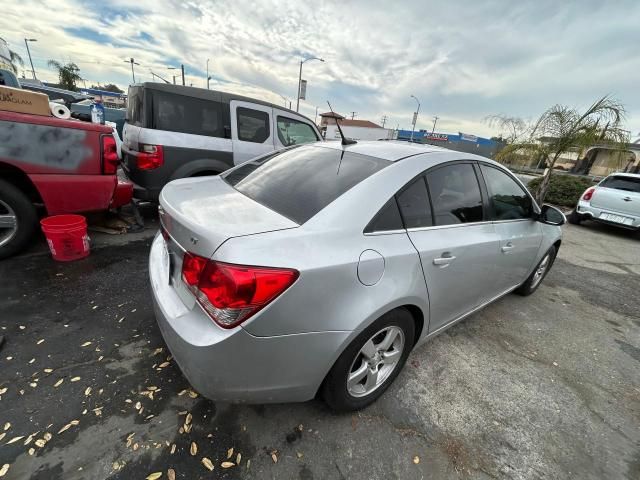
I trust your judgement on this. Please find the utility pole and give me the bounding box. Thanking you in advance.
[350,111,357,120]
[315,106,319,125]
[430,116,439,136]
[24,38,37,79]
[381,115,388,128]
[181,64,185,86]
[125,58,140,83]
[206,58,210,89]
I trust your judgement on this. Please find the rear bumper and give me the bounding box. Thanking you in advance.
[576,201,640,230]
[149,234,350,403]
[30,174,132,215]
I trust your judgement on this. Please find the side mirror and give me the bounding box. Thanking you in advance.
[538,204,566,226]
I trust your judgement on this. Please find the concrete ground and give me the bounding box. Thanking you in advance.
[0,220,638,480]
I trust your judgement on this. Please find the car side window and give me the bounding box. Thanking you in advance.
[237,107,270,143]
[396,177,433,228]
[426,163,483,226]
[364,198,404,233]
[277,116,318,146]
[480,164,533,220]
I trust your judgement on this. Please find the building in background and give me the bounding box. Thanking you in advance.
[78,87,127,108]
[396,129,503,158]
[319,112,395,141]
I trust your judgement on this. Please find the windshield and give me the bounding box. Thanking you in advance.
[601,175,640,193]
[223,146,390,224]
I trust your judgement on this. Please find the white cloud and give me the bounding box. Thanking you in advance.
[2,0,639,138]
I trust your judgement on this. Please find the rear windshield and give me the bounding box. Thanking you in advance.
[601,175,640,193]
[223,146,390,224]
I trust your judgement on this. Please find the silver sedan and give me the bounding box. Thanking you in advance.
[150,141,564,411]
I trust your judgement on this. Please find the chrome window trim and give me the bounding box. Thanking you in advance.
[406,220,493,232]
[491,218,536,225]
[363,229,407,236]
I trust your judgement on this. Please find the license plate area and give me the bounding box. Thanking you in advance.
[599,212,633,225]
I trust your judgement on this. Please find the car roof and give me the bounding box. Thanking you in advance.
[313,140,451,161]
[606,172,640,179]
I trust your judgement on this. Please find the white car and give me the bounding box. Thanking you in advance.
[569,173,640,230]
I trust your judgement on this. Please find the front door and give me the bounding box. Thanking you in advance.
[477,164,542,291]
[230,101,275,165]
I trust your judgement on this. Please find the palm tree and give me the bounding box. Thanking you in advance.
[495,96,627,204]
[0,37,23,73]
[47,60,83,91]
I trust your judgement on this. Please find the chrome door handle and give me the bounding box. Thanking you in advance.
[433,253,456,266]
[501,242,514,253]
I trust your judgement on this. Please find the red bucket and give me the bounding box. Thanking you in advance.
[40,215,90,262]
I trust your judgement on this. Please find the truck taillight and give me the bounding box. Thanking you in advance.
[582,187,596,201]
[181,253,299,329]
[137,144,164,170]
[102,135,119,174]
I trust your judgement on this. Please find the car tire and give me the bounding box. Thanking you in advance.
[515,245,557,297]
[0,179,38,260]
[567,209,582,225]
[322,308,415,412]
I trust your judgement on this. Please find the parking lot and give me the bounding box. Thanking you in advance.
[0,220,638,480]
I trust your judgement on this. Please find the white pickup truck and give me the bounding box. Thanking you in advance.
[570,173,640,230]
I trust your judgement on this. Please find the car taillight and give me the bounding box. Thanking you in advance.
[137,144,164,170]
[181,253,299,328]
[582,187,596,201]
[102,135,119,174]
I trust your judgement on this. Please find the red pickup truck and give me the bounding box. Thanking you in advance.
[0,111,133,259]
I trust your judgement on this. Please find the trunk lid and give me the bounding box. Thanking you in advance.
[591,183,640,216]
[159,175,298,260]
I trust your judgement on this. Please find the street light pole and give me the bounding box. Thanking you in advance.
[24,38,37,79]
[410,95,421,142]
[206,58,210,89]
[431,116,439,136]
[181,64,185,86]
[296,56,324,112]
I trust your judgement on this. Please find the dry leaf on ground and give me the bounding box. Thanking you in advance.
[53,379,64,388]
[81,342,92,347]
[201,457,214,471]
[190,442,197,456]
[0,464,9,477]
[6,436,24,444]
[70,377,81,382]
[3,423,10,431]
[413,455,420,464]
[167,469,175,480]
[227,447,233,459]
[221,462,234,468]
[145,473,162,480]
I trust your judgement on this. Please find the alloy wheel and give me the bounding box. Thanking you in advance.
[347,326,405,398]
[531,253,550,289]
[0,199,18,248]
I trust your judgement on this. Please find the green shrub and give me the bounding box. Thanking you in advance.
[527,174,596,207]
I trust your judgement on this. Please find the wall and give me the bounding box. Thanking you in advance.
[324,124,394,141]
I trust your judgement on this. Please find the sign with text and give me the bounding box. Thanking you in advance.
[299,80,307,100]
[424,132,448,141]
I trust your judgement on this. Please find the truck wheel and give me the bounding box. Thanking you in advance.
[0,179,38,260]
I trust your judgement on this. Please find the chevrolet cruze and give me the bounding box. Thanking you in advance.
[150,141,564,411]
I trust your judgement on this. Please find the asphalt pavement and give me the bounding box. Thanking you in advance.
[0,220,638,479]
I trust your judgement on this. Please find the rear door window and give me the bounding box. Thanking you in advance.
[365,198,404,233]
[600,175,640,193]
[224,146,389,224]
[277,116,318,146]
[396,178,433,228]
[127,87,143,127]
[151,90,225,137]
[237,107,270,143]
[426,163,484,225]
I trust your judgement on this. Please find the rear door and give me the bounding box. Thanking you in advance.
[272,110,320,148]
[477,163,542,291]
[230,101,275,164]
[401,162,501,333]
[591,175,640,217]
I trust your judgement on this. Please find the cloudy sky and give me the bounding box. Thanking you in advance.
[2,0,639,138]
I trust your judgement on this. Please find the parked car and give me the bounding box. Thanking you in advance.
[149,141,565,411]
[122,83,322,201]
[569,173,640,230]
[0,110,133,259]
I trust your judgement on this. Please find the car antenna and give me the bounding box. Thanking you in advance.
[327,101,357,146]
